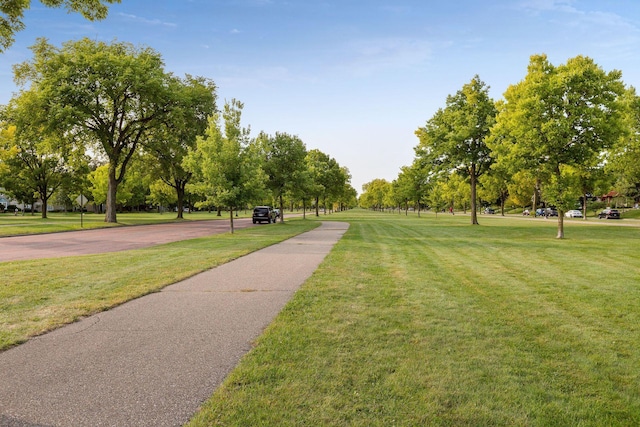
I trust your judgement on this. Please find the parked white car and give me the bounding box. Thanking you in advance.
[564,209,583,218]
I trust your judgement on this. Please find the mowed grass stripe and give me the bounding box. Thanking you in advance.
[417,219,640,423]
[188,211,640,426]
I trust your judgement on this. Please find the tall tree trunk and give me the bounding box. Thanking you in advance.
[470,164,479,225]
[533,179,540,216]
[554,168,564,238]
[557,212,564,239]
[175,182,185,220]
[229,208,234,234]
[41,195,48,219]
[105,166,118,223]
[315,196,320,217]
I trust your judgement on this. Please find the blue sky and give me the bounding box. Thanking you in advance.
[2,0,640,193]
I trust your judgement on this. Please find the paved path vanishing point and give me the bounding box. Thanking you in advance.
[0,218,259,262]
[0,221,349,427]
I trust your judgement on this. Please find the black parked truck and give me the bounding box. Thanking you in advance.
[597,208,621,219]
[252,206,277,224]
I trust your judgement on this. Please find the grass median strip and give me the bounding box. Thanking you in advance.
[0,211,249,237]
[188,211,640,426]
[0,220,318,351]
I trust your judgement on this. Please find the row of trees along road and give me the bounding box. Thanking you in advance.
[361,54,634,239]
[0,38,356,230]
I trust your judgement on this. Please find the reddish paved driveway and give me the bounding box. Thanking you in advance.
[0,219,256,262]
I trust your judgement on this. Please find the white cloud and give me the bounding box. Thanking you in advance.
[518,0,636,31]
[240,0,274,5]
[517,0,640,60]
[118,13,177,28]
[336,37,433,76]
[216,65,294,90]
[519,0,578,14]
[379,5,412,15]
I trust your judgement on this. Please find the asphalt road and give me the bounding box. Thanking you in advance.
[0,219,256,262]
[0,221,349,427]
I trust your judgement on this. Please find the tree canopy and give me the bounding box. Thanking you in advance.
[144,75,217,219]
[184,99,264,233]
[258,131,307,223]
[489,54,626,238]
[14,37,177,222]
[415,75,496,225]
[0,33,354,221]
[360,54,632,239]
[0,0,120,52]
[0,89,76,217]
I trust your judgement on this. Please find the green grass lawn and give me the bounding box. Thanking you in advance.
[0,219,318,350]
[187,210,640,426]
[621,208,640,219]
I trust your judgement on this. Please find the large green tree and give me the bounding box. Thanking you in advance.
[305,149,345,216]
[0,0,120,52]
[606,87,640,202]
[144,75,217,219]
[184,99,264,233]
[393,160,432,217]
[504,170,537,213]
[359,178,391,211]
[478,167,510,215]
[257,131,307,223]
[325,166,351,214]
[335,181,357,212]
[289,168,314,218]
[0,89,75,218]
[489,54,626,238]
[14,38,175,223]
[415,75,497,225]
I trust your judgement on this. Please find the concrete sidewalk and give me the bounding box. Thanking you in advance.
[0,221,349,427]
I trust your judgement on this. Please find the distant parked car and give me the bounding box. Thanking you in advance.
[483,207,495,214]
[536,208,558,217]
[565,209,583,218]
[252,206,276,224]
[597,208,621,219]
